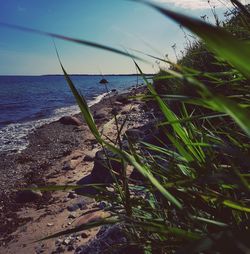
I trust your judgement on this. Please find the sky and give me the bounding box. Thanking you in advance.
[0,0,238,75]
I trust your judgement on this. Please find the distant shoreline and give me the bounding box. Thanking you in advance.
[0,73,154,77]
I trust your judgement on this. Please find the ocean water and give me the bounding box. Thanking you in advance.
[0,75,144,153]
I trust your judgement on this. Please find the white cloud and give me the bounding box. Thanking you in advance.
[154,0,234,10]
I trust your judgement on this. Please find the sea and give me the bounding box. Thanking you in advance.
[0,75,145,153]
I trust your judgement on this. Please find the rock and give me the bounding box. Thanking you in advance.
[67,245,75,251]
[68,212,77,219]
[68,192,77,199]
[62,159,80,171]
[63,198,70,203]
[111,89,117,93]
[67,204,79,212]
[15,184,43,203]
[94,113,106,120]
[99,78,108,84]
[67,200,87,212]
[75,225,143,254]
[90,149,123,183]
[83,155,94,162]
[114,101,123,106]
[55,238,64,245]
[81,232,89,239]
[63,237,72,246]
[98,201,108,209]
[116,94,129,104]
[125,128,144,142]
[76,211,109,226]
[47,223,54,227]
[59,116,82,126]
[35,244,45,254]
[78,200,87,210]
[55,246,65,253]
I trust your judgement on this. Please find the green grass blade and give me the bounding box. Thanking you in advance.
[0,22,144,62]
[37,217,120,242]
[56,55,102,141]
[223,200,250,213]
[104,141,183,209]
[141,1,250,79]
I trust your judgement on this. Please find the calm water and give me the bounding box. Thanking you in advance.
[0,75,143,152]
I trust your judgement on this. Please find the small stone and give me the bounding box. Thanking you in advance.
[47,223,54,227]
[114,101,123,106]
[68,212,77,219]
[78,200,87,210]
[55,238,63,245]
[67,245,75,251]
[94,113,106,119]
[83,155,94,162]
[59,116,81,126]
[63,198,70,203]
[81,232,89,239]
[98,201,108,209]
[67,204,79,212]
[56,246,65,252]
[35,244,45,254]
[67,199,87,212]
[63,238,71,245]
[116,94,129,104]
[62,159,80,171]
[68,192,77,199]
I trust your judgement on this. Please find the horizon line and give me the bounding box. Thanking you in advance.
[0,73,154,77]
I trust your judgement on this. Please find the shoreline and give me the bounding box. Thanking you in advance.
[0,85,148,253]
[0,90,113,154]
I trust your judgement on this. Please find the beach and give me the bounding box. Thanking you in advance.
[0,85,150,253]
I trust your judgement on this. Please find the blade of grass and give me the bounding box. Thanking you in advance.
[138,0,250,79]
[0,22,145,62]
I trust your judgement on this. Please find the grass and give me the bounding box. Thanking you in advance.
[4,0,250,253]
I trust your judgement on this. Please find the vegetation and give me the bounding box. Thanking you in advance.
[14,0,250,253]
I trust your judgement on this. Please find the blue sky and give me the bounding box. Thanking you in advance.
[0,0,232,75]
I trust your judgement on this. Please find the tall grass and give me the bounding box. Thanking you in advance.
[6,0,250,253]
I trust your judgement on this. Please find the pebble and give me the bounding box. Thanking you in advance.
[67,200,86,212]
[68,212,77,219]
[68,192,77,199]
[63,237,72,246]
[55,246,65,253]
[47,223,54,227]
[98,201,108,209]
[55,238,63,245]
[81,232,89,239]
[83,155,94,162]
[67,245,75,251]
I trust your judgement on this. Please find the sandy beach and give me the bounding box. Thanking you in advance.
[0,85,150,254]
